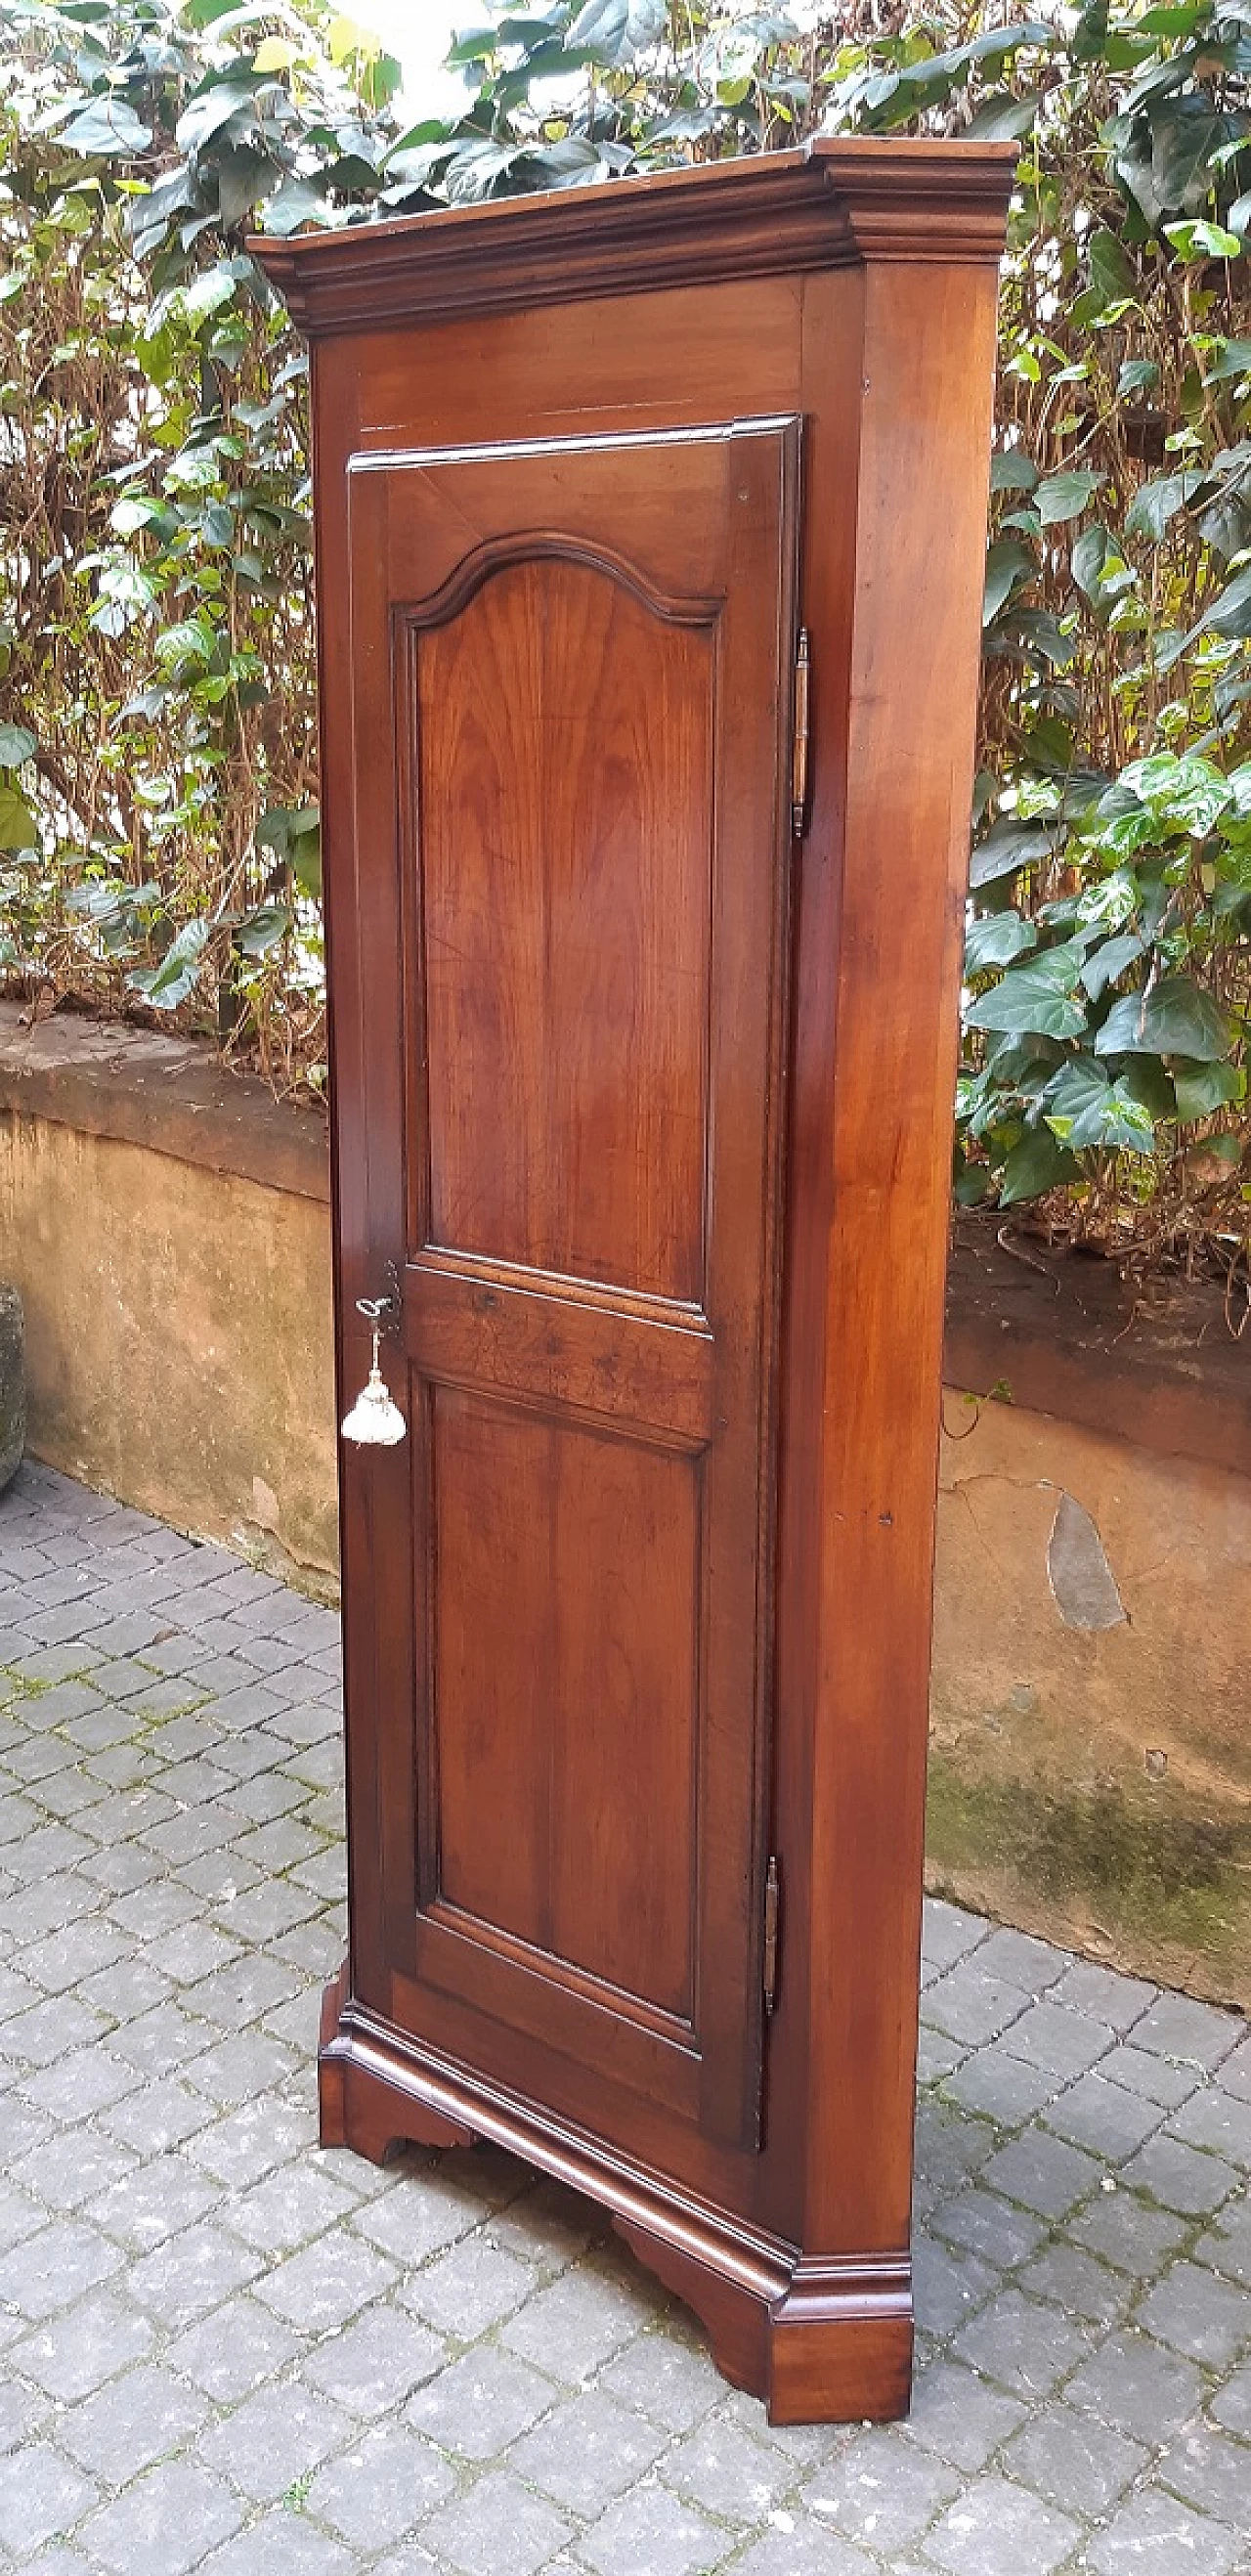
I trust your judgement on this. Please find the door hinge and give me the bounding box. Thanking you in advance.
[791,628,810,840]
[762,1854,781,2017]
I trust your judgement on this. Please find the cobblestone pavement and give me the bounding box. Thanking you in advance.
[0,1460,1248,2575]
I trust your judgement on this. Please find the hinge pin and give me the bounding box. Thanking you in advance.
[763,1854,781,2016]
[791,629,810,840]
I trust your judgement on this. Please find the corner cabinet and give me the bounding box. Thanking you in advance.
[253,138,1013,2424]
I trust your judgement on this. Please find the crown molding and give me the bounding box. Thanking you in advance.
[249,139,1016,339]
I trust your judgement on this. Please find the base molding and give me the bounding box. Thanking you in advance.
[318,1970,913,2423]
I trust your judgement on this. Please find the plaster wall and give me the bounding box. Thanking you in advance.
[0,1105,337,1582]
[931,1394,1251,2010]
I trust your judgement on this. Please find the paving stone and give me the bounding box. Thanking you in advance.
[1068,2189,1190,2277]
[1004,2399,1147,2515]
[103,2074,213,2153]
[930,2187,1047,2270]
[165,2294,301,2402]
[944,2048,1057,2129]
[0,2215,121,2318]
[0,2440,99,2555]
[982,2128,1102,2217]
[923,2471,1080,2575]
[197,2380,356,2506]
[11,2125,137,2213]
[189,2093,317,2192]
[303,2420,455,2547]
[1211,2362,1251,2439]
[511,2387,669,2513]
[1043,2069,1166,2161]
[406,2341,557,2456]
[425,2467,575,2576]
[1137,2257,1251,2367]
[127,2220,265,2329]
[1085,2487,1243,2575]
[60,2362,208,2485]
[922,1965,1026,2048]
[801,2423,958,2549]
[1121,2131,1240,2215]
[79,2457,245,2575]
[912,2233,999,2339]
[225,2159,360,2257]
[578,2479,729,2576]
[1129,1993,1244,2071]
[1066,2325,1205,2442]
[714,2512,874,2574]
[91,2155,224,2251]
[198,2517,356,2576]
[951,2286,1100,2398]
[296,2303,444,2420]
[500,2260,655,2380]
[256,2229,399,2334]
[922,1899,988,1975]
[1001,2000,1113,2081]
[1217,2035,1251,2101]
[1018,2239,1133,2329]
[974,1928,1068,1995]
[598,2329,722,2434]
[1159,2420,1251,2528]
[401,2231,539,2339]
[902,2357,1027,2470]
[1169,2083,1251,2165]
[11,2289,154,2400]
[1194,2202,1251,2292]
[916,2025,968,2082]
[0,2375,49,2455]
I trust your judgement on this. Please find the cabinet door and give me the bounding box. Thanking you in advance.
[343,419,799,2152]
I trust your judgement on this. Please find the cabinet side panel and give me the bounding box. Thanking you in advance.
[806,258,1001,2249]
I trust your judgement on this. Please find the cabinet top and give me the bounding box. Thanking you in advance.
[250,137,1015,340]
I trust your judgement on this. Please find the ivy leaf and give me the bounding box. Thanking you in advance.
[1172,1056,1246,1118]
[998,1124,1080,1205]
[0,785,36,849]
[1080,931,1145,999]
[1202,337,1251,383]
[1043,1058,1155,1151]
[965,911,1038,973]
[969,820,1057,889]
[0,724,36,767]
[1117,357,1160,397]
[1096,975,1234,1061]
[566,0,668,64]
[1165,217,1243,260]
[1124,472,1202,541]
[1071,524,1110,600]
[966,945,1089,1040]
[236,901,292,956]
[127,918,210,1009]
[983,537,1035,625]
[1198,562,1251,639]
[1118,751,1231,835]
[1035,469,1103,526]
[989,452,1039,494]
[61,97,152,155]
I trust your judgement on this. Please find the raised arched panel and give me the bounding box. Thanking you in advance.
[408,552,715,1307]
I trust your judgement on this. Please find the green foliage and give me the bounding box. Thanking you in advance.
[0,0,1247,1263]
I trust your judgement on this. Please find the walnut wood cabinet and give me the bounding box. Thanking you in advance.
[254,139,1013,2423]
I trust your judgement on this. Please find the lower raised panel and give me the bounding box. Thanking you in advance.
[317,1966,914,2425]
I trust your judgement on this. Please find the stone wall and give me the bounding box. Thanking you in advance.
[1,1006,1246,2001]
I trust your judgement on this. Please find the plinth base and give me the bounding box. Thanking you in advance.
[318,1968,913,2424]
